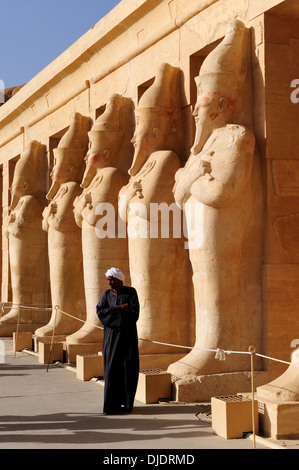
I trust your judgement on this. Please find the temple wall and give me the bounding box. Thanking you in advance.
[0,0,298,379]
[263,11,299,378]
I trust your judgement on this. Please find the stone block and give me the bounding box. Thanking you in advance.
[13,332,33,352]
[34,334,67,353]
[172,370,269,402]
[211,395,259,439]
[135,369,172,404]
[76,354,104,381]
[257,398,299,439]
[38,342,64,365]
[64,342,102,364]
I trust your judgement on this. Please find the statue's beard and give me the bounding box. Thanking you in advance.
[81,162,96,188]
[191,123,211,156]
[128,146,149,176]
[46,180,59,200]
[9,193,19,211]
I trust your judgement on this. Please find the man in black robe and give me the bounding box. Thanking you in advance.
[96,267,140,415]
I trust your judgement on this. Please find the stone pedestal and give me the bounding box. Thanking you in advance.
[76,354,104,381]
[38,342,64,365]
[64,342,101,364]
[172,370,269,402]
[256,397,299,439]
[135,369,172,404]
[13,332,33,352]
[211,395,259,439]
[255,349,299,439]
[34,334,67,352]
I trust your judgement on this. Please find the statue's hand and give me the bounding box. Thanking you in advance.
[133,180,143,199]
[50,203,57,214]
[9,213,16,223]
[196,159,212,179]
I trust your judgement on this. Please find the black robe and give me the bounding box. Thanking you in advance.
[96,286,139,414]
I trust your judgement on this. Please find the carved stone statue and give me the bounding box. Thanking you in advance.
[168,20,263,376]
[2,140,48,325]
[66,94,133,345]
[119,63,193,356]
[35,113,90,341]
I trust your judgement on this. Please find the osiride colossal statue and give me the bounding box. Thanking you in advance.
[35,113,90,341]
[119,63,193,357]
[168,20,263,376]
[2,141,48,326]
[66,94,133,345]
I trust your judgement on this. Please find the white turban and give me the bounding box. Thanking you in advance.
[105,267,124,283]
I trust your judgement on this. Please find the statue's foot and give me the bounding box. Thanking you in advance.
[66,322,102,344]
[0,308,23,324]
[35,324,55,338]
[167,349,239,376]
[257,350,299,402]
[34,316,83,338]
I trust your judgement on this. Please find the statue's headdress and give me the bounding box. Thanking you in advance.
[48,113,90,199]
[197,20,248,95]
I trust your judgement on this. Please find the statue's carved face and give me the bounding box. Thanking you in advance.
[51,149,74,184]
[191,79,234,155]
[131,112,161,152]
[86,130,122,167]
[129,108,171,176]
[80,130,122,188]
[10,175,28,198]
[9,160,31,209]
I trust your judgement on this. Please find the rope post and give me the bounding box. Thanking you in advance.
[249,345,256,449]
[14,305,21,357]
[47,305,59,372]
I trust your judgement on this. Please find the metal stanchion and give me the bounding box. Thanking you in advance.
[249,345,256,449]
[47,305,58,372]
[14,306,21,357]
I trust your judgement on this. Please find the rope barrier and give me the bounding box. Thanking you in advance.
[2,302,299,369]
[4,302,299,368]
[0,303,52,310]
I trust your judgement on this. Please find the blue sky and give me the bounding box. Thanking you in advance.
[1,0,121,88]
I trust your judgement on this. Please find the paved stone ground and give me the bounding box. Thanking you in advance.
[0,337,297,459]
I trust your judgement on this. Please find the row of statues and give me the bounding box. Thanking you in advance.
[0,20,264,376]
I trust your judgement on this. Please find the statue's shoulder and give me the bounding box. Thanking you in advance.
[218,124,255,144]
[149,150,180,173]
[209,125,255,155]
[151,149,179,161]
[20,194,43,208]
[101,167,127,183]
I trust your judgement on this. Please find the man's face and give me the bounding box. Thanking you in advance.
[107,276,123,292]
